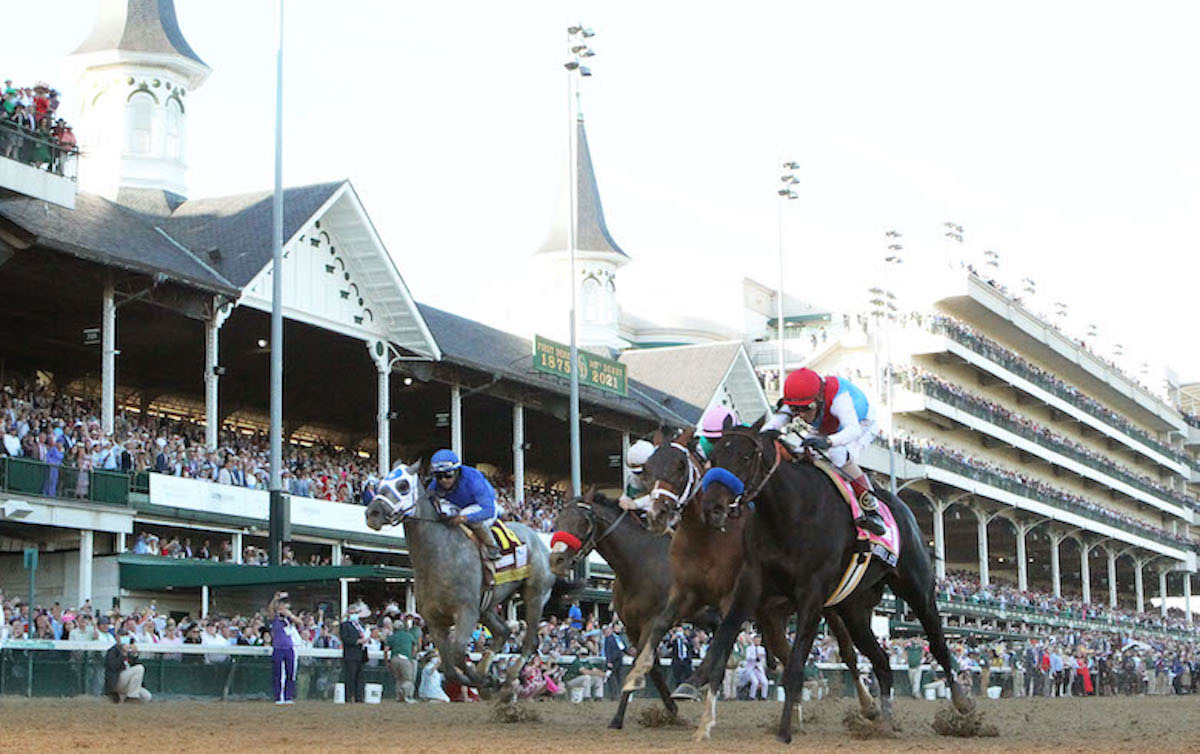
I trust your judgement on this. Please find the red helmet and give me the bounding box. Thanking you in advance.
[782,368,823,408]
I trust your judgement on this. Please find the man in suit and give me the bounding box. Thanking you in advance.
[603,622,629,700]
[339,602,370,702]
[669,626,693,690]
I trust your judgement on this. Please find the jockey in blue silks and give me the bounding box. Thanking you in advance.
[428,449,501,561]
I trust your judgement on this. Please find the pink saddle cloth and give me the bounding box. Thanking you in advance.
[817,461,901,567]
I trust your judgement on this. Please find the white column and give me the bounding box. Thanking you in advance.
[932,499,947,581]
[1080,543,1091,605]
[976,510,990,587]
[201,584,210,618]
[78,529,94,606]
[1185,573,1193,625]
[340,578,349,618]
[507,601,517,623]
[450,382,463,457]
[1159,570,1168,618]
[513,403,525,505]
[116,532,127,554]
[404,583,416,614]
[332,541,343,567]
[204,305,227,449]
[377,363,390,477]
[101,280,117,435]
[1134,559,1145,614]
[1015,523,1029,592]
[1050,534,1062,598]
[1107,550,1118,609]
[621,432,631,496]
[232,531,243,564]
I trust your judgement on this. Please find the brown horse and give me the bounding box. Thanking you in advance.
[622,427,879,718]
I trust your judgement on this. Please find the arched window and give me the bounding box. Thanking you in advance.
[126,92,154,155]
[581,276,602,323]
[165,99,183,160]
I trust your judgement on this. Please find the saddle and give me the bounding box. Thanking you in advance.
[811,460,902,607]
[459,521,530,586]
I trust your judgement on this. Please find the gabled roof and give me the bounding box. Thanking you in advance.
[0,190,238,295]
[536,119,628,260]
[418,304,700,426]
[162,181,344,288]
[72,0,208,70]
[620,342,743,411]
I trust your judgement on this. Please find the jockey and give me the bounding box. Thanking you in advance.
[764,368,886,536]
[618,439,655,512]
[427,449,501,561]
[696,404,739,459]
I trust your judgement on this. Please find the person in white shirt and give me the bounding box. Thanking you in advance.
[743,634,770,700]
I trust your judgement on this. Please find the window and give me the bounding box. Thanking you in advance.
[165,99,183,160]
[126,92,153,155]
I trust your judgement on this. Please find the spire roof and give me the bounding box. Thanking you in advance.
[71,0,208,70]
[536,119,628,260]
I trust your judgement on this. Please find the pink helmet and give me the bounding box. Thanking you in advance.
[698,405,739,438]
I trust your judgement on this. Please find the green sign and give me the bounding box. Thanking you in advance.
[533,335,627,397]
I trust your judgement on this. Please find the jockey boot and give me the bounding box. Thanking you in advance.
[849,473,886,537]
[466,520,501,560]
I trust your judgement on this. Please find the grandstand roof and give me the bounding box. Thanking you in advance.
[71,0,208,70]
[619,341,771,423]
[417,304,701,427]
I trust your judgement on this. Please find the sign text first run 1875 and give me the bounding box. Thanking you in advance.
[532,335,627,397]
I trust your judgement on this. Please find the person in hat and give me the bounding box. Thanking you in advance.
[267,591,302,704]
[617,439,655,511]
[339,602,371,702]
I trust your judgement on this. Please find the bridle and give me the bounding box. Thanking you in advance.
[712,430,783,505]
[649,441,703,512]
[558,499,628,571]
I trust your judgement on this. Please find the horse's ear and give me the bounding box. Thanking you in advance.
[750,414,766,432]
[677,426,696,446]
[652,428,664,447]
[584,484,596,503]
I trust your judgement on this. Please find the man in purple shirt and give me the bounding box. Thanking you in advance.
[268,591,302,704]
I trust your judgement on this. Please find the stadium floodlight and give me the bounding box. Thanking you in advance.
[581,28,595,37]
[564,61,580,71]
[571,45,588,54]
[568,25,582,34]
[782,161,799,170]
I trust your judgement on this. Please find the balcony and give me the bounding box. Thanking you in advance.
[898,379,1196,522]
[917,322,1192,475]
[0,124,78,209]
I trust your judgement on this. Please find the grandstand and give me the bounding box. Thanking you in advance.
[804,271,1197,637]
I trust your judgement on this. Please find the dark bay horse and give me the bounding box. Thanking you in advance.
[548,491,699,728]
[696,426,973,743]
[623,427,879,718]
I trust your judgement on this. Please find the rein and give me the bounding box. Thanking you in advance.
[650,442,702,510]
[562,501,627,569]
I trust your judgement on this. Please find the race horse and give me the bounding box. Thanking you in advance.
[365,462,557,704]
[695,424,973,743]
[548,490,694,728]
[621,427,882,721]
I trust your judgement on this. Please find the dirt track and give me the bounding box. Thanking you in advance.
[3,694,1197,752]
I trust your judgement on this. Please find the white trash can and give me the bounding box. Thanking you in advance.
[924,686,936,701]
[986,686,1002,700]
[333,683,346,703]
[365,683,383,704]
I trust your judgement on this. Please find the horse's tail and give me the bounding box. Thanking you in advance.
[543,576,585,618]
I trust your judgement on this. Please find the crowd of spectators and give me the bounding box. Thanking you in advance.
[882,432,1197,548]
[1,79,76,174]
[0,374,570,533]
[898,367,1200,511]
[1183,411,1200,431]
[921,314,1190,467]
[128,530,350,567]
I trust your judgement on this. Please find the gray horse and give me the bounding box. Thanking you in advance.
[364,462,557,703]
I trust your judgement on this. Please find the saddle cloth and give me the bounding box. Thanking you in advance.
[812,460,902,606]
[460,521,530,585]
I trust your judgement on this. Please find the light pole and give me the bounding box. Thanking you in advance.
[268,0,286,566]
[777,162,799,393]
[883,231,903,496]
[563,25,594,497]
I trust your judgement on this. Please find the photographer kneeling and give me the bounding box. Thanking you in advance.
[105,631,152,703]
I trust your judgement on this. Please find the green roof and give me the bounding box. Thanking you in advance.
[118,553,411,591]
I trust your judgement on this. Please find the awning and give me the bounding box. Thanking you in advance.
[118,553,411,591]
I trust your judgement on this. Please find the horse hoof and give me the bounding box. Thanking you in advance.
[864,704,881,721]
[608,718,624,730]
[776,732,793,745]
[671,683,701,701]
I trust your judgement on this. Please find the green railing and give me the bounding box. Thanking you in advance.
[912,379,1199,512]
[0,456,133,507]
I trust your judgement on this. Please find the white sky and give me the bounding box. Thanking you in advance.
[9,1,1200,382]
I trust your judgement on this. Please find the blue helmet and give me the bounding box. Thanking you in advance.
[431,449,462,473]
